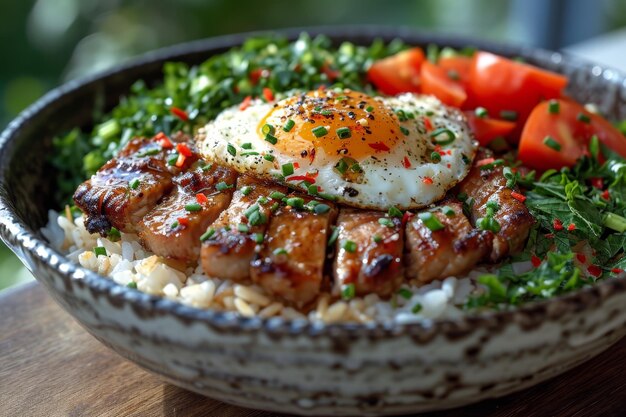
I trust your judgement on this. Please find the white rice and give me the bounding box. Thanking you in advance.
[43,210,486,323]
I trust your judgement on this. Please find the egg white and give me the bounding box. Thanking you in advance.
[196,93,476,210]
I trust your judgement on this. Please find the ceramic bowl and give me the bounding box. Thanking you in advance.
[1,27,626,416]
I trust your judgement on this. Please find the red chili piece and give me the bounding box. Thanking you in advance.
[170,106,189,121]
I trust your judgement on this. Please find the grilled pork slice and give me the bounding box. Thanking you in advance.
[137,165,237,263]
[457,149,534,262]
[73,134,200,235]
[405,201,493,284]
[251,197,338,307]
[201,175,287,281]
[332,209,404,298]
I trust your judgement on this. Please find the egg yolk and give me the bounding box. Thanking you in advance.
[258,89,402,161]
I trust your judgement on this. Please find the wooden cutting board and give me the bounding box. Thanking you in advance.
[1,282,624,417]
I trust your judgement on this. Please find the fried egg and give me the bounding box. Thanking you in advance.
[197,89,476,210]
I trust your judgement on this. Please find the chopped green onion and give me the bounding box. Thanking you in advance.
[318,192,337,201]
[342,240,357,253]
[93,246,107,257]
[257,196,269,205]
[126,281,137,289]
[283,119,295,132]
[365,105,374,112]
[548,100,560,114]
[373,235,383,243]
[314,203,331,214]
[281,163,294,176]
[429,128,456,145]
[241,186,252,196]
[263,154,275,162]
[577,112,591,124]
[97,119,121,140]
[604,212,626,233]
[327,226,340,247]
[270,191,286,200]
[311,126,328,138]
[589,135,600,160]
[350,163,363,173]
[341,283,356,300]
[400,126,410,135]
[216,181,233,191]
[185,203,202,212]
[320,109,333,116]
[430,151,441,163]
[227,143,236,156]
[335,159,348,174]
[442,206,456,217]
[378,217,395,228]
[237,223,249,233]
[476,216,501,233]
[137,147,160,157]
[479,159,505,170]
[262,123,275,135]
[129,178,140,190]
[499,110,518,121]
[543,136,562,152]
[241,142,253,150]
[108,227,121,241]
[475,107,488,118]
[248,210,268,226]
[270,202,279,212]
[273,248,288,256]
[241,151,260,157]
[388,207,403,218]
[244,203,260,219]
[418,212,445,231]
[286,197,304,209]
[264,134,278,145]
[395,109,408,121]
[398,288,412,299]
[253,233,264,244]
[307,185,319,195]
[336,127,351,139]
[201,162,213,172]
[170,220,179,229]
[200,228,216,242]
[411,303,423,314]
[167,154,179,166]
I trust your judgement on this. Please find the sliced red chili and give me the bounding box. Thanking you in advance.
[263,87,274,102]
[402,156,411,168]
[576,253,587,263]
[602,189,610,201]
[369,142,390,152]
[531,255,541,267]
[177,217,189,227]
[553,218,563,231]
[175,153,187,168]
[590,177,604,190]
[422,177,433,185]
[196,193,209,204]
[154,132,173,149]
[170,106,189,121]
[611,268,624,274]
[567,223,576,231]
[286,175,316,184]
[587,265,602,277]
[510,191,526,202]
[176,143,192,158]
[239,95,252,111]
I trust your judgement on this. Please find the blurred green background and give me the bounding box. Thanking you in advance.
[2,0,626,292]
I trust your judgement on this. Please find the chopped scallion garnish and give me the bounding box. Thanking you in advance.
[185,203,202,212]
[342,240,357,253]
[241,186,252,196]
[548,100,560,114]
[281,163,294,176]
[441,206,456,217]
[418,212,445,231]
[311,126,328,137]
[378,217,395,228]
[262,123,275,135]
[237,223,249,233]
[265,134,278,145]
[314,203,331,214]
[336,127,351,139]
[227,143,236,156]
[263,153,275,162]
[129,178,140,190]
[341,283,356,300]
[93,246,107,257]
[499,110,518,121]
[270,191,286,200]
[577,112,591,124]
[475,107,488,118]
[388,207,403,218]
[273,247,288,256]
[429,128,456,145]
[200,228,216,242]
[543,136,562,152]
[253,233,264,244]
[216,181,234,191]
[283,119,295,132]
[327,226,339,247]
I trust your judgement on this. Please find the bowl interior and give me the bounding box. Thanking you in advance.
[1,26,626,331]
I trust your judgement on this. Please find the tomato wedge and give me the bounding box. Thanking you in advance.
[367,48,425,95]
[438,56,472,86]
[468,52,568,128]
[519,99,626,171]
[420,60,467,107]
[465,112,516,146]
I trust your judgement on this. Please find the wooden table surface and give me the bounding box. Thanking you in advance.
[1,282,624,417]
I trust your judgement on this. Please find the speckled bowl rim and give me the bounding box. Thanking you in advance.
[1,25,626,338]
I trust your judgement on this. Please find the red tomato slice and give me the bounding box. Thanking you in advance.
[519,99,626,171]
[465,111,516,146]
[468,52,568,128]
[438,56,472,86]
[420,60,467,107]
[367,48,425,95]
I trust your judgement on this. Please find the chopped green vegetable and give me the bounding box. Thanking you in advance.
[93,246,107,257]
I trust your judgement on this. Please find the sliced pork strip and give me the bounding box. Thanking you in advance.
[137,165,237,263]
[73,134,200,235]
[201,175,287,282]
[457,149,534,262]
[332,209,404,298]
[251,197,338,307]
[405,201,493,284]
